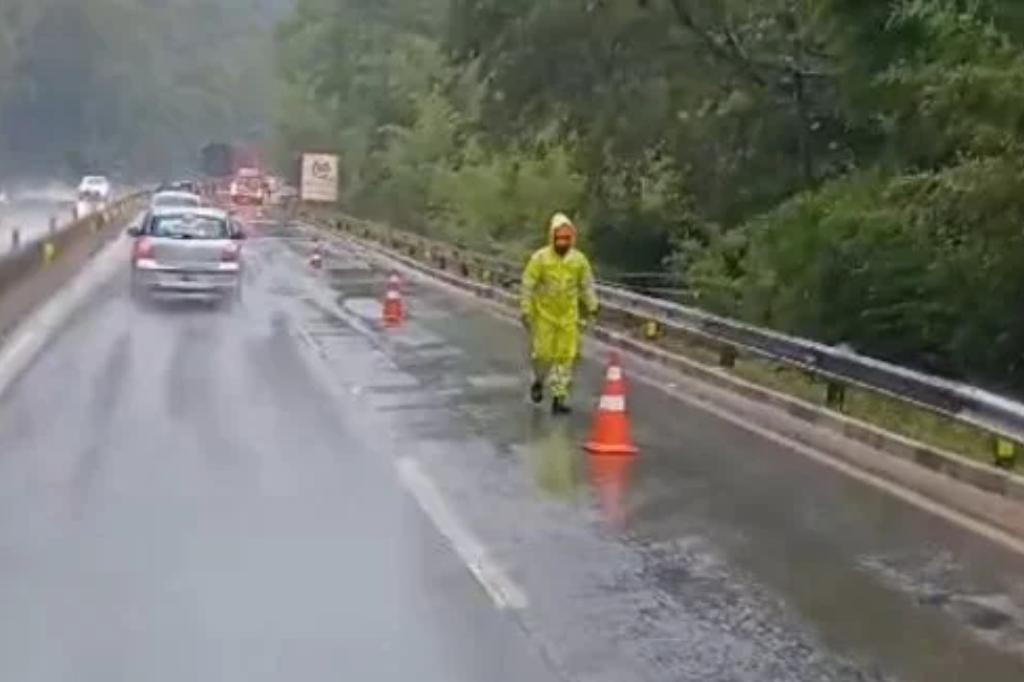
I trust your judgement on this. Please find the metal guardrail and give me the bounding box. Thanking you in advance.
[594,284,1024,441]
[300,207,1024,467]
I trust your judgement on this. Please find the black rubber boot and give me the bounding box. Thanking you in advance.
[551,397,572,415]
[530,380,544,404]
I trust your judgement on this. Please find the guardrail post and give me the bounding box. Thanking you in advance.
[42,241,56,265]
[49,216,57,234]
[10,229,19,251]
[993,437,1018,470]
[719,345,737,368]
[826,381,846,411]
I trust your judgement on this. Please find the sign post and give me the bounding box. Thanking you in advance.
[299,152,339,203]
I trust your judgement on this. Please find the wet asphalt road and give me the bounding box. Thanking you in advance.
[0,198,74,249]
[0,227,560,682]
[0,218,1021,681]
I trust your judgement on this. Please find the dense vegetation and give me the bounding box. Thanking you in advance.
[273,0,1024,395]
[0,0,286,180]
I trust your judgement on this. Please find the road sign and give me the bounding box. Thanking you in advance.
[300,152,338,202]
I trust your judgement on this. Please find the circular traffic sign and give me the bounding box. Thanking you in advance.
[311,160,333,179]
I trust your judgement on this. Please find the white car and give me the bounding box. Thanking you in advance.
[77,175,110,201]
[76,175,111,218]
[150,190,202,209]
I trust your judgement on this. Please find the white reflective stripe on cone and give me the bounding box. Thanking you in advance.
[606,366,622,381]
[386,290,400,300]
[598,394,626,412]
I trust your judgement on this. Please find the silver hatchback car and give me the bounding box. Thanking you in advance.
[128,206,245,305]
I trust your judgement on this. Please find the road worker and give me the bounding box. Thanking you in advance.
[519,212,599,414]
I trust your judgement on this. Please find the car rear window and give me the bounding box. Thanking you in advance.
[153,194,200,208]
[148,214,229,239]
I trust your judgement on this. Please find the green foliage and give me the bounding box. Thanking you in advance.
[0,0,285,179]
[273,0,1024,393]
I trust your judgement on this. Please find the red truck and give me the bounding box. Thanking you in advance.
[200,143,266,207]
[229,167,267,206]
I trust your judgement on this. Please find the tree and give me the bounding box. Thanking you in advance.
[0,0,285,179]
[271,0,1024,393]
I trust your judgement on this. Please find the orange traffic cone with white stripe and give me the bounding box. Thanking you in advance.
[584,351,638,455]
[382,272,404,326]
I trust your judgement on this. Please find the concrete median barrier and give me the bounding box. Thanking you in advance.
[0,194,147,343]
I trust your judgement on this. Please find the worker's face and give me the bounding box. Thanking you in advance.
[552,228,573,255]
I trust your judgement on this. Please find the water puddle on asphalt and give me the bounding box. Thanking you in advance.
[858,552,1024,657]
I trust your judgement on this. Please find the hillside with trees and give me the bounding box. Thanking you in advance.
[0,0,289,180]
[272,0,1024,395]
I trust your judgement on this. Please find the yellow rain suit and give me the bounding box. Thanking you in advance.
[520,213,599,400]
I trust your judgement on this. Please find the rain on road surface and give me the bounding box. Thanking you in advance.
[0,217,1020,681]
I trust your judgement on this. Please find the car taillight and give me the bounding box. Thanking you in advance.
[132,237,152,260]
[221,242,240,261]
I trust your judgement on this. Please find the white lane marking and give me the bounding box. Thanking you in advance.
[0,234,128,399]
[396,456,527,610]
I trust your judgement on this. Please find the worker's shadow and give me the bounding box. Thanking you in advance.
[523,406,634,530]
[524,412,583,501]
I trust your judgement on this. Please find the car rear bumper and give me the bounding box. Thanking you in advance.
[132,265,240,297]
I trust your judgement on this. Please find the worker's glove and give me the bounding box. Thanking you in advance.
[520,313,531,331]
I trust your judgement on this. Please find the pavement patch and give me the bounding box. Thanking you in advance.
[465,374,525,391]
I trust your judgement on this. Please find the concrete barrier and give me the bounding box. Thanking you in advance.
[0,195,141,292]
[0,193,146,340]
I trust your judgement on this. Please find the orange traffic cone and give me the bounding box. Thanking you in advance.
[308,242,323,268]
[382,272,404,326]
[584,351,638,455]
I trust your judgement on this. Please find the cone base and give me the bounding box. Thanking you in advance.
[382,304,403,323]
[584,441,638,455]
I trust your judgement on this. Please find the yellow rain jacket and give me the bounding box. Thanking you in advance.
[520,214,599,368]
